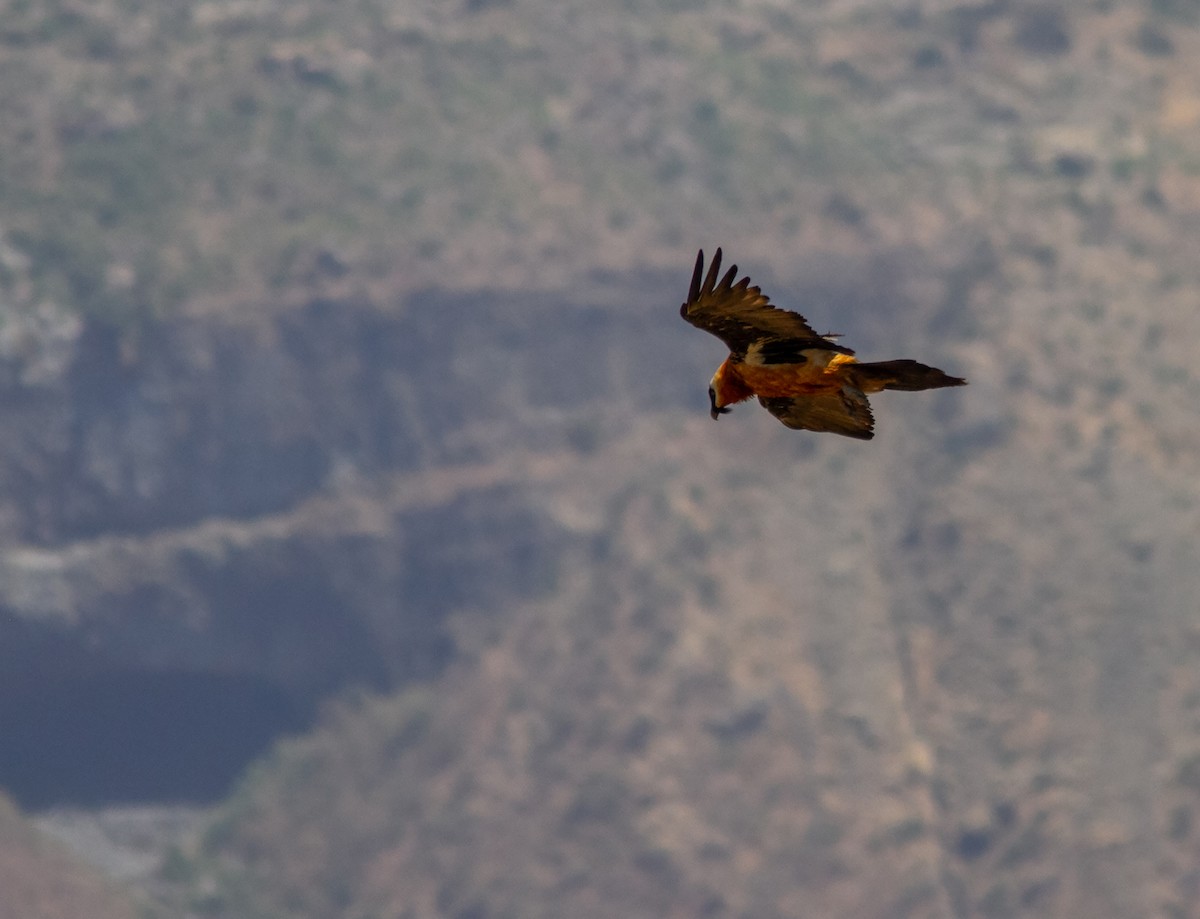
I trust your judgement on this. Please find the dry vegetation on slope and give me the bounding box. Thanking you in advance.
[1,0,1193,314]
[0,793,138,919]
[166,418,961,919]
[166,400,1200,919]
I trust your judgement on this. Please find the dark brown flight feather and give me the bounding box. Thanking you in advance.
[680,248,852,360]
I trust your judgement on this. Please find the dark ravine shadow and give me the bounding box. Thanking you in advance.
[0,667,311,810]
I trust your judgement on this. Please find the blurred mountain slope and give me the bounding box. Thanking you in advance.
[0,1,1199,918]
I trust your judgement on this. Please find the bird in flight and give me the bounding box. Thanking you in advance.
[680,248,966,439]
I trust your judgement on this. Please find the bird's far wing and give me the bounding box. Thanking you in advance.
[758,391,876,440]
[680,248,852,359]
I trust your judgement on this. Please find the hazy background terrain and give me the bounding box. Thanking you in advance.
[1,0,1199,916]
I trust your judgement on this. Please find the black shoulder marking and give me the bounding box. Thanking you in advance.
[756,339,808,364]
[754,337,855,363]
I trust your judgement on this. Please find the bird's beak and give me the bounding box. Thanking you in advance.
[709,391,730,420]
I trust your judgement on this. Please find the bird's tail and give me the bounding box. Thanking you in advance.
[849,359,967,392]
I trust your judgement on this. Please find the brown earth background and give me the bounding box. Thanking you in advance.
[1,1,1200,917]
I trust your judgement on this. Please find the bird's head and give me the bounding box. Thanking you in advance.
[708,361,754,419]
[708,364,742,420]
[708,384,731,420]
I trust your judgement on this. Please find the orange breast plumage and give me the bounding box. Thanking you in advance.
[734,355,857,398]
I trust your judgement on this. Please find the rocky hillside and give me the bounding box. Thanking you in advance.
[1,0,1200,918]
[0,792,139,919]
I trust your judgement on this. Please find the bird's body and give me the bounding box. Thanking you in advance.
[680,248,966,439]
[716,350,857,400]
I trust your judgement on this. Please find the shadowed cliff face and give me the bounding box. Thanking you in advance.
[2,302,444,546]
[0,474,572,808]
[0,275,695,806]
[0,668,305,808]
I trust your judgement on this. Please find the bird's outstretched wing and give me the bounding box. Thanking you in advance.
[759,391,876,440]
[680,248,852,360]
